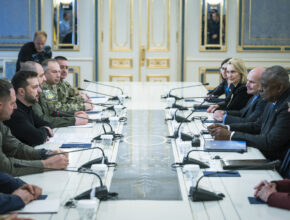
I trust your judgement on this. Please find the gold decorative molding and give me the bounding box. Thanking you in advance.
[146,74,170,82]
[198,67,221,90]
[199,0,227,52]
[110,0,133,52]
[109,74,133,82]
[147,0,170,52]
[109,58,133,69]
[236,0,290,52]
[146,58,170,69]
[68,66,81,88]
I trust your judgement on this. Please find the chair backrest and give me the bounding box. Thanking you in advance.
[280,148,290,179]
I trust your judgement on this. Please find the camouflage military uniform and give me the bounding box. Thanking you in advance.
[57,79,84,103]
[0,122,44,176]
[41,81,85,113]
[32,92,76,128]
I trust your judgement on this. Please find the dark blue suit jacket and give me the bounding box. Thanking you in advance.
[231,88,290,160]
[0,171,25,214]
[224,95,268,124]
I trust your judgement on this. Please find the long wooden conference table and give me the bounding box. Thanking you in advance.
[18,82,288,220]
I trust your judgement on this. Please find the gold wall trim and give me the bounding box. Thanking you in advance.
[68,66,81,88]
[109,58,133,69]
[146,74,170,82]
[110,0,133,52]
[146,57,170,69]
[147,0,170,52]
[198,67,221,90]
[237,0,290,52]
[199,0,227,52]
[109,74,133,82]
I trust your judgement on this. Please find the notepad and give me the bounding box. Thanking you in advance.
[86,110,101,114]
[203,171,241,177]
[204,140,247,153]
[221,159,270,170]
[203,120,222,123]
[248,197,266,204]
[61,143,92,148]
[11,199,60,214]
[37,195,48,200]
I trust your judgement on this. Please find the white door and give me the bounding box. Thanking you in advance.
[99,0,180,82]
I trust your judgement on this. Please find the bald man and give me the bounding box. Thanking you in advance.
[213,67,268,124]
[208,66,290,160]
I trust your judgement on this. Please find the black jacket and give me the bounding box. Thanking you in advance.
[207,79,228,97]
[224,94,268,124]
[231,88,290,160]
[217,83,252,111]
[4,100,51,146]
[0,171,25,213]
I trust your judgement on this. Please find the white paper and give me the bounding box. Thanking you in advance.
[68,123,94,128]
[11,199,60,214]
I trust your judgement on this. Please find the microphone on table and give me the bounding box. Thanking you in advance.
[222,159,281,170]
[84,79,130,99]
[182,149,210,168]
[162,83,209,100]
[91,122,124,142]
[169,101,206,146]
[13,163,118,202]
[78,88,120,102]
[67,97,114,108]
[189,171,233,201]
[53,110,102,123]
[189,159,281,201]
[45,145,116,168]
[166,108,191,123]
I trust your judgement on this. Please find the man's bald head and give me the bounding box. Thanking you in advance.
[20,61,46,87]
[246,67,265,95]
[260,66,290,102]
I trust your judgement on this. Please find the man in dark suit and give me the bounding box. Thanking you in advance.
[213,67,268,124]
[0,171,42,214]
[208,66,290,160]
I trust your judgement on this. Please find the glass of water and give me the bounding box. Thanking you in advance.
[166,97,175,108]
[101,134,113,148]
[183,164,200,186]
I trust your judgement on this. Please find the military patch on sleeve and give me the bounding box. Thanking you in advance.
[43,88,55,100]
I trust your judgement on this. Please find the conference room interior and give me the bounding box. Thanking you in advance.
[0,0,289,219]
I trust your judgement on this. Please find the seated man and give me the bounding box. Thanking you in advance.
[213,67,267,124]
[20,61,88,128]
[4,71,53,146]
[41,59,93,113]
[0,171,42,214]
[0,79,68,176]
[55,56,91,104]
[208,66,290,160]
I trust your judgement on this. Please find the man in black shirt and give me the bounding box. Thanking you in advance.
[4,71,53,146]
[16,31,51,71]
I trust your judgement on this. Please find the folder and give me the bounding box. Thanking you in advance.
[204,140,247,153]
[221,159,270,170]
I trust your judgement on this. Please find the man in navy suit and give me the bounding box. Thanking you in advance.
[213,67,267,124]
[0,171,42,214]
[208,65,290,160]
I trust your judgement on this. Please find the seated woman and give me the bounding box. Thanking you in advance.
[206,58,231,103]
[207,58,252,112]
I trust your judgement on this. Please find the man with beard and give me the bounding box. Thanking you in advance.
[20,61,88,128]
[4,71,53,146]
